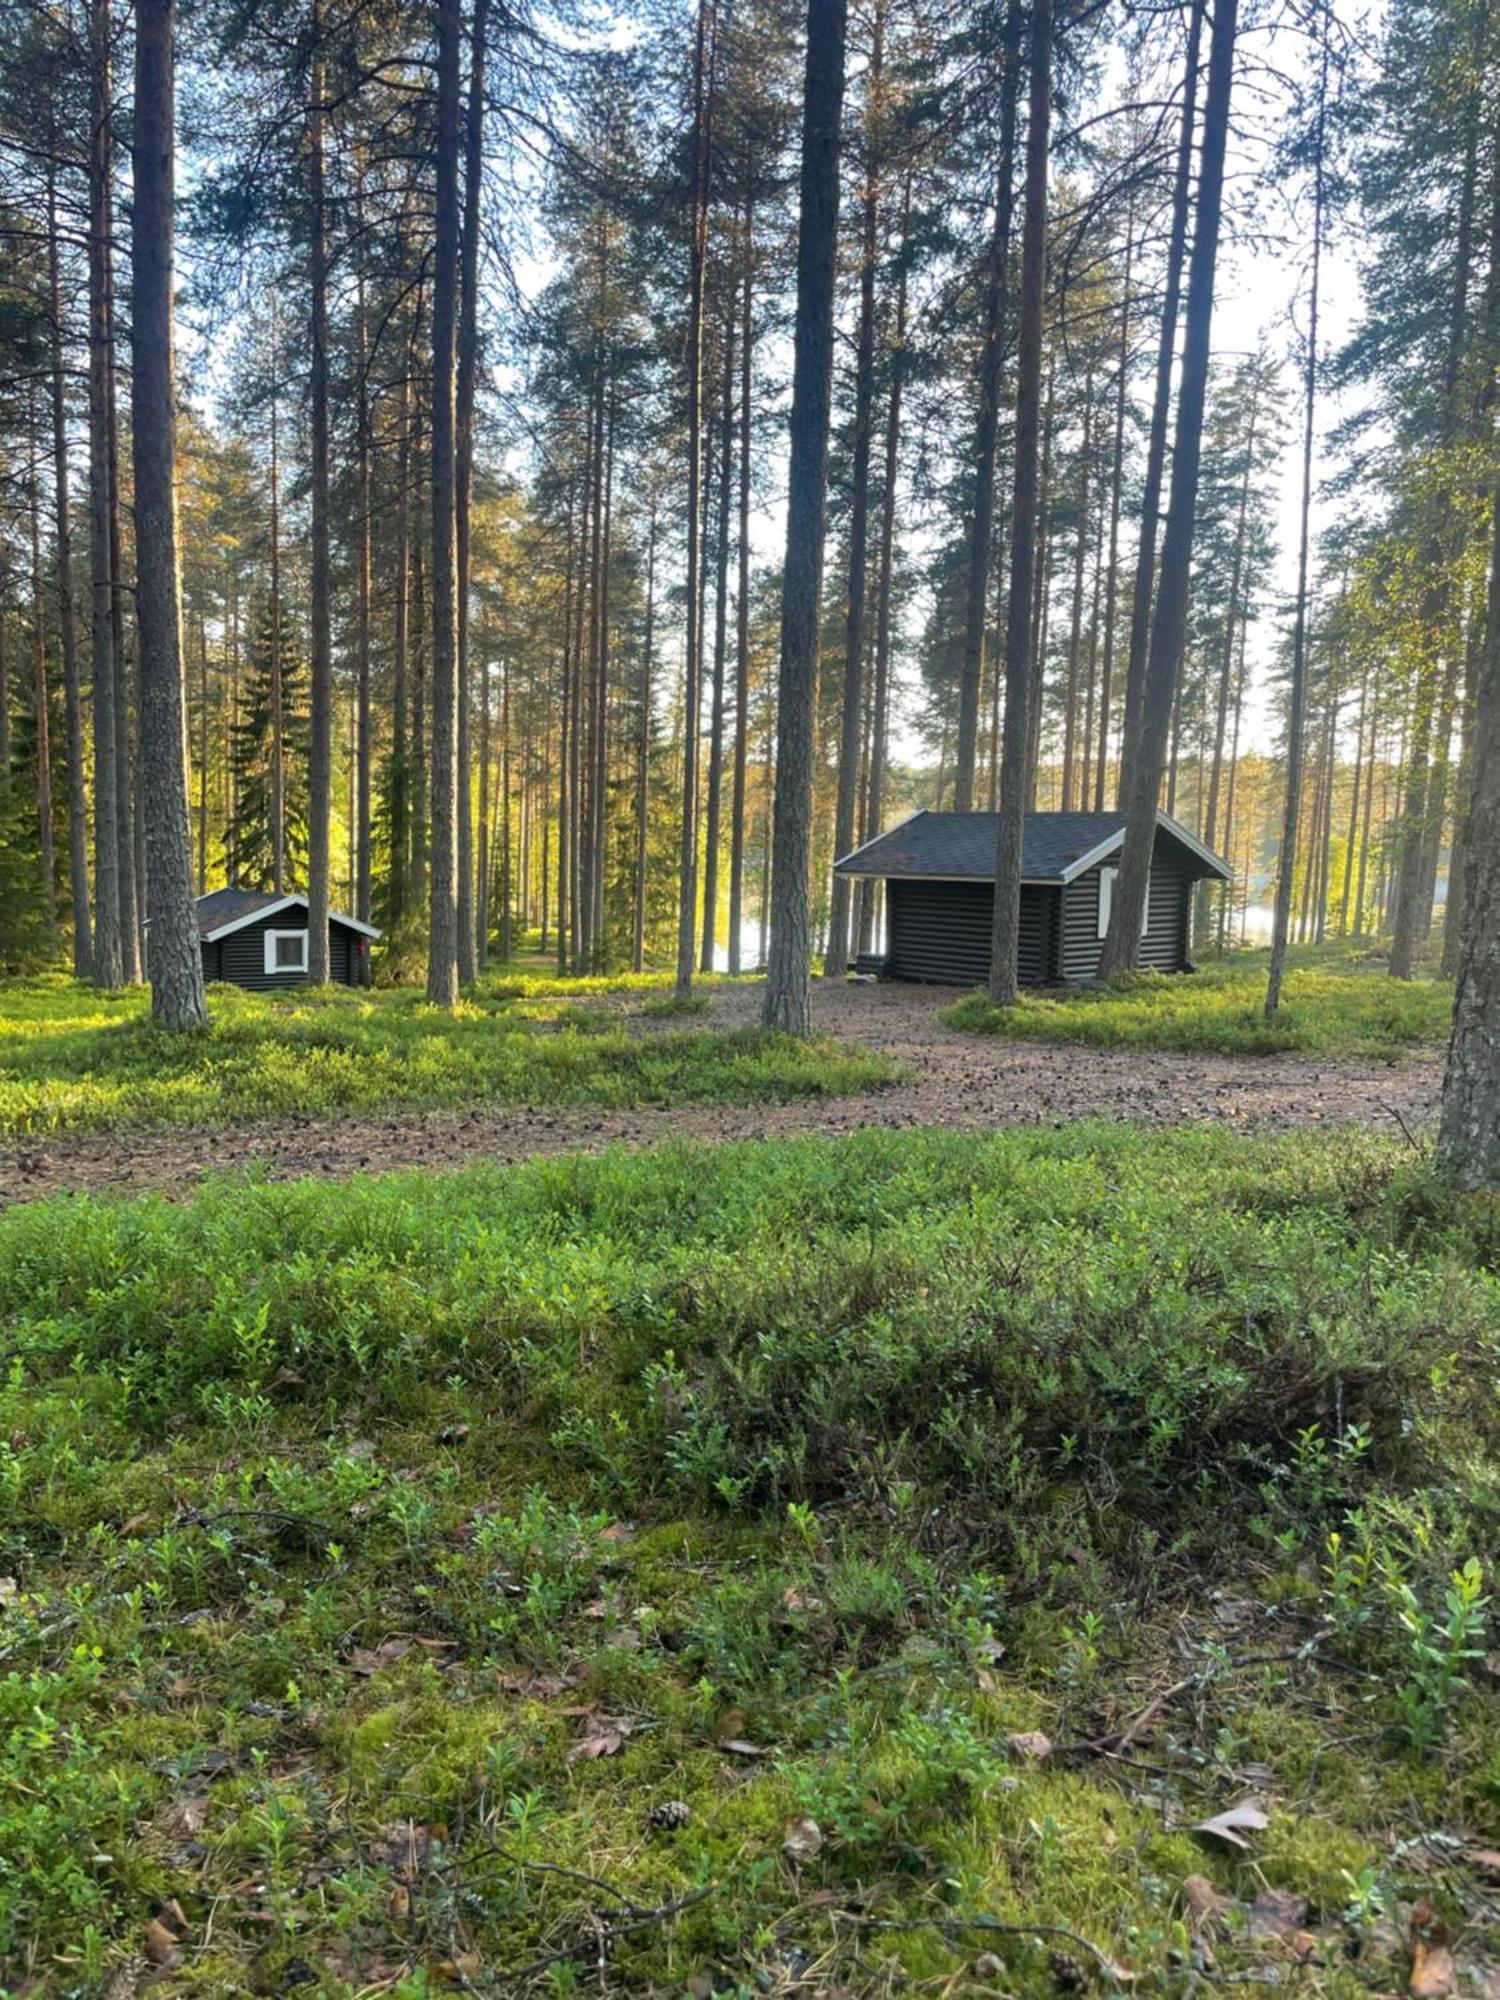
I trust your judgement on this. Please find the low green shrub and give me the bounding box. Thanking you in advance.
[942,951,1452,1057]
[0,975,893,1136]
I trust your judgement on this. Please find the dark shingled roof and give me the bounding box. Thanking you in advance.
[188,890,382,941]
[833,809,1230,883]
[193,887,286,938]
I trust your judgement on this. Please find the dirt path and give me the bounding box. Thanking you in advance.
[0,979,1438,1207]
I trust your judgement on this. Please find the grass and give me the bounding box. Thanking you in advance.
[942,946,1454,1057]
[0,972,895,1139]
[2,1122,1497,1995]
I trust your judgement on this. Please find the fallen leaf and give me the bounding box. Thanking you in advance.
[779,1586,823,1615]
[160,1793,209,1840]
[1410,1895,1455,2000]
[570,1729,625,1760]
[144,1920,181,1967]
[1006,1730,1053,1761]
[782,1816,823,1864]
[1468,1849,1500,1885]
[568,1717,634,1762]
[1182,1875,1233,1925]
[1249,1888,1308,1940]
[348,1637,413,1676]
[1192,1798,1269,1850]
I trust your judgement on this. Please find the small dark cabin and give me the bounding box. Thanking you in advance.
[833,809,1230,987]
[188,889,380,991]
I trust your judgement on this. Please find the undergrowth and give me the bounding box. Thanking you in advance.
[1,1124,1497,1994]
[942,952,1452,1057]
[0,974,893,1138]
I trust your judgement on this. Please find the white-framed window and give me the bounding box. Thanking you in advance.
[1096,866,1150,941]
[264,928,309,975]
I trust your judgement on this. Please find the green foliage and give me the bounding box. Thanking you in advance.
[0,780,51,972]
[0,973,893,1137]
[0,1125,1496,1991]
[942,950,1452,1056]
[225,597,309,894]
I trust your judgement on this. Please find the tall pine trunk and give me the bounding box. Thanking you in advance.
[955,0,1022,812]
[824,2,883,974]
[88,0,121,985]
[763,0,847,1035]
[427,0,462,1004]
[1265,26,1325,1020]
[988,0,1051,1007]
[727,194,754,975]
[455,0,490,980]
[48,177,90,977]
[1116,0,1203,795]
[131,0,207,1028]
[307,3,333,981]
[1099,0,1236,975]
[675,0,715,997]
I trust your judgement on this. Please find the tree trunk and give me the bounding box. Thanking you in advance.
[1059,363,1093,812]
[307,4,333,981]
[763,0,847,1035]
[268,353,285,895]
[988,0,1051,1007]
[1099,0,1236,976]
[1116,0,1204,796]
[46,175,91,977]
[88,0,122,987]
[728,194,754,976]
[857,172,910,956]
[455,0,490,983]
[634,494,656,972]
[701,299,736,971]
[1094,196,1134,810]
[676,0,715,997]
[1266,28,1325,1016]
[107,240,140,981]
[355,170,373,925]
[955,0,1022,812]
[825,4,883,974]
[28,403,57,951]
[427,0,462,1004]
[1436,444,1500,1183]
[131,0,207,1028]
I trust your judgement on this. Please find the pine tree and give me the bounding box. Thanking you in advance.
[228,604,311,894]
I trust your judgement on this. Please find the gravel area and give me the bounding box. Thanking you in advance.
[0,977,1438,1207]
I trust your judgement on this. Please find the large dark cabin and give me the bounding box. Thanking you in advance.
[187,889,380,991]
[833,809,1231,987]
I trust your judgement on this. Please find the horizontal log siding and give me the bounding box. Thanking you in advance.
[1139,860,1192,971]
[1059,857,1194,980]
[206,915,358,991]
[886,879,1055,987]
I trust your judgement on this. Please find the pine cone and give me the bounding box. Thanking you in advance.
[648,1798,693,1831]
[1049,1950,1089,1993]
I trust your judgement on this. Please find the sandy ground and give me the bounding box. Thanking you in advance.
[0,977,1438,1207]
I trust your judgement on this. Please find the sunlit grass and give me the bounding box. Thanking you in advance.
[0,971,894,1138]
[942,945,1452,1057]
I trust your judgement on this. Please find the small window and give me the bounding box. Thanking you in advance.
[1097,866,1150,941]
[264,929,309,975]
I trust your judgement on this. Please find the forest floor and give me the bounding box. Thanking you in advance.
[0,975,1440,1206]
[3,1122,1497,1997]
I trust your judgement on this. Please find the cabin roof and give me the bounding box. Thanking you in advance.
[192,890,382,943]
[833,809,1231,885]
